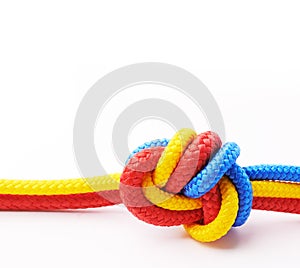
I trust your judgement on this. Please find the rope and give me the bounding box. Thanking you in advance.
[1,128,300,243]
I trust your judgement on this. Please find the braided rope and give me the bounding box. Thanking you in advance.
[0,174,120,195]
[1,128,300,242]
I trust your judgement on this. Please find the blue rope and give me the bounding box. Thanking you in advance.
[244,165,300,182]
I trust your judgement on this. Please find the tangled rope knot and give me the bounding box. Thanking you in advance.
[119,129,252,242]
[1,127,300,243]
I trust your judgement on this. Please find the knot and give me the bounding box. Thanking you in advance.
[120,129,253,242]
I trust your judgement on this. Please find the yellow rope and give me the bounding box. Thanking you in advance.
[0,173,120,195]
[1,175,300,203]
[252,180,300,198]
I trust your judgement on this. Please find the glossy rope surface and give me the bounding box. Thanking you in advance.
[1,129,300,242]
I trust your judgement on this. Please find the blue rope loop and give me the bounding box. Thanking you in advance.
[182,142,252,227]
[225,163,253,226]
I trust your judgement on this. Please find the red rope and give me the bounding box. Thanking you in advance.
[0,190,121,211]
[253,197,300,214]
[2,193,300,218]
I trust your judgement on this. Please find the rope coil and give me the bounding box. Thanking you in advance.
[1,128,300,242]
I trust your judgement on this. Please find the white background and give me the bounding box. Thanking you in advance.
[0,1,300,267]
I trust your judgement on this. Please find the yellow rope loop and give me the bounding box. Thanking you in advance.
[152,128,196,187]
[184,177,239,242]
[142,173,202,211]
